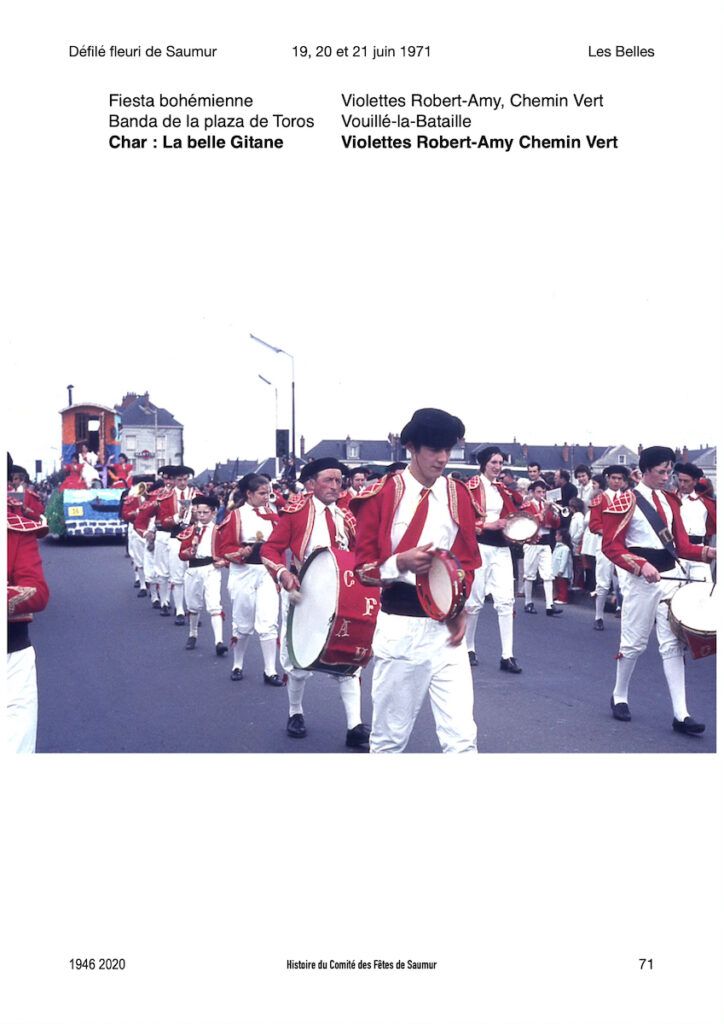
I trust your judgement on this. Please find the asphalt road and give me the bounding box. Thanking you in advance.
[32,538,717,754]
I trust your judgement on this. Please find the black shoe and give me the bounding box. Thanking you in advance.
[215,642,228,657]
[546,607,563,616]
[287,713,306,738]
[151,600,160,610]
[672,716,705,735]
[137,589,148,598]
[524,603,537,614]
[593,619,604,631]
[185,636,197,650]
[263,673,284,686]
[610,696,631,721]
[500,657,522,674]
[133,580,140,588]
[468,651,479,667]
[160,604,171,617]
[175,613,186,626]
[346,723,371,750]
[230,667,244,681]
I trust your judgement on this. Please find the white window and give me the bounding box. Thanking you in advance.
[346,441,360,460]
[618,454,626,464]
[451,444,465,461]
[124,434,136,452]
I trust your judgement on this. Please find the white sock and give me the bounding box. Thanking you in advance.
[159,580,170,605]
[663,655,689,721]
[524,580,533,604]
[210,613,223,644]
[287,672,306,716]
[339,675,361,729]
[498,610,514,660]
[171,584,185,615]
[137,569,146,588]
[543,580,553,608]
[465,610,479,653]
[260,636,278,676]
[188,612,199,637]
[595,593,606,619]
[613,655,637,704]
[233,634,251,670]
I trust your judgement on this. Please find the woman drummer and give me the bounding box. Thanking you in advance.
[215,473,282,684]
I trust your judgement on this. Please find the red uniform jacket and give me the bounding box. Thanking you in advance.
[674,491,717,541]
[177,524,222,562]
[261,493,356,579]
[350,471,481,593]
[133,498,159,538]
[601,489,711,576]
[120,494,142,523]
[216,505,280,565]
[465,475,524,533]
[587,491,611,535]
[7,511,50,625]
[526,497,563,535]
[156,487,199,530]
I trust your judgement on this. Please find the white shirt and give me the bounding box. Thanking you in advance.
[625,483,673,549]
[678,493,708,536]
[482,476,503,525]
[193,525,214,559]
[380,469,458,584]
[304,496,348,558]
[238,503,275,543]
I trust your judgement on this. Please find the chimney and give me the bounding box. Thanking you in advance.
[522,443,528,459]
[300,435,306,458]
[638,443,643,456]
[682,445,689,461]
[562,442,570,464]
[587,442,594,462]
[67,384,74,406]
[119,391,138,410]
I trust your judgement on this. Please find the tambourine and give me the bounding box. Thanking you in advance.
[416,549,467,622]
[502,512,539,545]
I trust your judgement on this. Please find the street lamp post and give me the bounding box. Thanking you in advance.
[250,333,296,467]
[258,374,279,476]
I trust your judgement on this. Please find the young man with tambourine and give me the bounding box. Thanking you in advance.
[602,446,716,735]
[351,407,481,754]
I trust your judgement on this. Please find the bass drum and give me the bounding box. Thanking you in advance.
[287,548,381,676]
[668,582,717,659]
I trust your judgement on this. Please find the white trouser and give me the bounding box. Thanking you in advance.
[594,550,618,597]
[5,647,37,753]
[616,571,685,661]
[168,536,187,587]
[153,530,171,581]
[128,529,146,572]
[465,544,515,659]
[370,611,478,754]
[184,563,223,615]
[279,588,360,724]
[524,542,553,582]
[227,563,279,640]
[143,538,158,587]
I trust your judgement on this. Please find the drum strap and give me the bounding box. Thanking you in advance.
[635,492,676,556]
[396,487,431,553]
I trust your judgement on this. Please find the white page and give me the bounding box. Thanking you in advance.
[3,2,721,1022]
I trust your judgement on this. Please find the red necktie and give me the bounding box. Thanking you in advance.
[652,490,668,526]
[324,506,338,548]
[398,487,431,551]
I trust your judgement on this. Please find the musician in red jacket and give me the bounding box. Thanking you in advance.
[178,494,227,656]
[261,457,370,749]
[464,446,525,674]
[7,477,50,753]
[588,465,629,630]
[351,408,481,754]
[154,465,197,622]
[522,481,565,616]
[674,461,716,585]
[602,446,716,735]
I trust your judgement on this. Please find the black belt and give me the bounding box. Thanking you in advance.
[189,557,214,568]
[628,547,675,572]
[8,621,31,653]
[381,582,427,617]
[687,535,704,545]
[477,529,508,547]
[156,526,172,533]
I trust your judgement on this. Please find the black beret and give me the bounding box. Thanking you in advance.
[639,446,675,472]
[673,462,702,480]
[604,465,630,478]
[300,458,348,482]
[476,446,504,470]
[400,408,465,450]
[192,493,219,508]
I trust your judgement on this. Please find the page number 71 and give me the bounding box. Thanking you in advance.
[639,958,654,970]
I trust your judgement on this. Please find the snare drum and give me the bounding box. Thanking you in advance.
[416,549,467,622]
[668,583,717,659]
[502,512,539,545]
[287,548,381,676]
